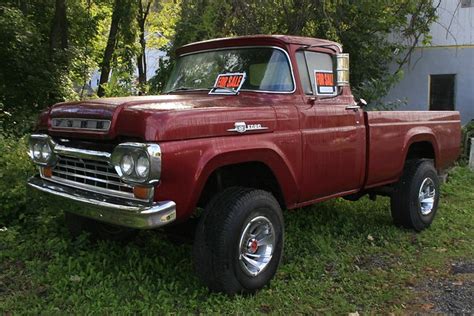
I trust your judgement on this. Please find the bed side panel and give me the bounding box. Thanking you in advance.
[365,111,460,188]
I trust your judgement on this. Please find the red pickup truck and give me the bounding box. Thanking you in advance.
[27,35,461,294]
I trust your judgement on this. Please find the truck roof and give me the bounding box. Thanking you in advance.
[176,35,342,55]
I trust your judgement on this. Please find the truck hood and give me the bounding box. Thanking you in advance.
[46,94,276,141]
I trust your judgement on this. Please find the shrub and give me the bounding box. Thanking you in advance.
[0,136,36,225]
[461,120,474,163]
[0,6,74,137]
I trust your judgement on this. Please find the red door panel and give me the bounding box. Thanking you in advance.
[299,97,366,201]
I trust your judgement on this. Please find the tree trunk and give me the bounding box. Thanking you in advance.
[136,0,152,95]
[137,31,147,94]
[50,0,68,52]
[97,0,123,97]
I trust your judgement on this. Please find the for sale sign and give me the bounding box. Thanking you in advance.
[209,72,246,95]
[314,70,336,95]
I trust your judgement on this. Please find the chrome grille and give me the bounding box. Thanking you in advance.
[50,155,134,199]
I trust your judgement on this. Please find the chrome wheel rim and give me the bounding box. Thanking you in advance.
[418,177,436,216]
[238,215,275,277]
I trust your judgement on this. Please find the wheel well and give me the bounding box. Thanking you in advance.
[405,141,435,162]
[197,162,286,209]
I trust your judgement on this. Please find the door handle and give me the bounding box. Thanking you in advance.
[345,105,360,111]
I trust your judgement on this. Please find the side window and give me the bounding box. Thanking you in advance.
[304,51,336,96]
[296,51,313,95]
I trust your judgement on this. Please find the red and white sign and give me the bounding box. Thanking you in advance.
[209,72,246,95]
[314,70,336,95]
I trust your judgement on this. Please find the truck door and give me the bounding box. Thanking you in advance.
[295,50,366,202]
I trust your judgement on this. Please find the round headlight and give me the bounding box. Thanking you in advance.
[41,143,52,160]
[33,143,42,160]
[120,154,134,176]
[135,155,150,178]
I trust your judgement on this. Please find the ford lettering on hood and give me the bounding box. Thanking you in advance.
[46,94,276,141]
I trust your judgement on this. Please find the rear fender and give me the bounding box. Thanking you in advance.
[401,127,439,172]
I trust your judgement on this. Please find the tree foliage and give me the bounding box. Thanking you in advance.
[0,3,75,135]
[165,0,439,104]
[0,0,439,135]
[0,0,178,135]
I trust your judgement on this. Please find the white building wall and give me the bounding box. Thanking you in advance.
[383,0,474,125]
[429,0,473,46]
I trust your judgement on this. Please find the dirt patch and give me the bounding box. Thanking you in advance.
[451,261,474,275]
[412,260,474,313]
[423,277,473,313]
[353,254,401,271]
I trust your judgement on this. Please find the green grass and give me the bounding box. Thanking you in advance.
[1,167,473,314]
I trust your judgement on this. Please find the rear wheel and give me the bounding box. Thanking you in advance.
[64,212,138,243]
[193,187,284,294]
[390,160,440,231]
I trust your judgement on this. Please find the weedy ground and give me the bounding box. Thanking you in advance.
[1,166,473,314]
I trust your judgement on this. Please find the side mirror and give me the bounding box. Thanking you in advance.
[336,53,350,87]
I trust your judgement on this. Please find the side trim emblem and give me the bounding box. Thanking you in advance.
[227,122,269,133]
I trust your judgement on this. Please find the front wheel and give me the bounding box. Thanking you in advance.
[390,160,440,231]
[193,187,284,294]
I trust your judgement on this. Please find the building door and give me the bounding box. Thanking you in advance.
[429,74,456,111]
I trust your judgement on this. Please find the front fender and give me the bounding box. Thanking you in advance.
[195,147,299,206]
[155,134,301,221]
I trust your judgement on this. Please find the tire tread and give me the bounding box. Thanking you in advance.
[193,187,283,294]
[390,159,439,231]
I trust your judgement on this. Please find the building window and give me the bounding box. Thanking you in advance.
[429,74,456,111]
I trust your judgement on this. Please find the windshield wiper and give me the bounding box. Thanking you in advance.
[166,86,239,95]
[208,86,238,95]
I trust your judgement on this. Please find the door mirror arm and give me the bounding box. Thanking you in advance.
[357,98,367,107]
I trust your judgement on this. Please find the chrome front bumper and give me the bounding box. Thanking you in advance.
[28,175,176,229]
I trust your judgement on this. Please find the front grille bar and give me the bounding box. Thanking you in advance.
[55,160,121,179]
[54,145,111,162]
[50,155,134,198]
[44,150,144,201]
[52,169,129,188]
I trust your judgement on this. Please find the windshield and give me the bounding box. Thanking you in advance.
[164,47,294,93]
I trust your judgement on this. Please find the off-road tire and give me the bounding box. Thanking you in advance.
[193,187,284,295]
[390,159,440,231]
[64,212,138,243]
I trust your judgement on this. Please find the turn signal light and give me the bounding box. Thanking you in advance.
[133,186,151,200]
[42,167,52,178]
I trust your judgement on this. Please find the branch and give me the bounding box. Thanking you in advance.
[433,20,459,46]
[445,0,461,40]
[143,0,152,22]
[395,0,440,74]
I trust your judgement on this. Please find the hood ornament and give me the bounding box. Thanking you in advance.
[227,122,268,133]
